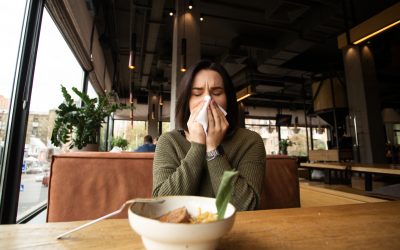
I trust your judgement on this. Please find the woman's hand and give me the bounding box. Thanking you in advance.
[186,100,206,144]
[206,99,229,151]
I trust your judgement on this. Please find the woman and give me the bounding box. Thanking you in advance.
[152,60,266,210]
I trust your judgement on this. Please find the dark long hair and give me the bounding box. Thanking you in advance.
[175,60,238,136]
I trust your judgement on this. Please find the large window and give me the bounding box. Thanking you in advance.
[113,121,148,151]
[17,9,84,220]
[245,118,328,156]
[281,126,309,156]
[245,118,279,155]
[112,120,168,151]
[0,1,27,168]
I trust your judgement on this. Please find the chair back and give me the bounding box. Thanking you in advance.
[259,155,300,209]
[47,153,300,222]
[47,152,154,222]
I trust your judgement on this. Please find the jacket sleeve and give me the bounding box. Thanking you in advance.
[206,132,266,210]
[152,133,206,196]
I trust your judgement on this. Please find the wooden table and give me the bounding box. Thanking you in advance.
[300,162,350,185]
[300,162,400,190]
[1,201,400,249]
[351,163,400,191]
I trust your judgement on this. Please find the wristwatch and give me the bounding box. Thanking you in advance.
[206,145,224,161]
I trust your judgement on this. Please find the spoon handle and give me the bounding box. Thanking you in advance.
[56,198,164,239]
[57,209,121,239]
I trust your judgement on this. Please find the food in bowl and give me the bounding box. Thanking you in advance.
[158,207,191,223]
[158,207,217,224]
[128,196,236,250]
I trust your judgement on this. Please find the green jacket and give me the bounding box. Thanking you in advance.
[152,128,266,210]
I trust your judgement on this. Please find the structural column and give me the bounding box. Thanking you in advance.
[170,0,201,129]
[342,45,385,163]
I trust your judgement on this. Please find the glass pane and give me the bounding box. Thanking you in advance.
[0,1,27,168]
[312,127,328,150]
[113,120,148,151]
[281,127,308,156]
[245,118,278,155]
[161,122,170,134]
[87,80,98,99]
[17,9,84,220]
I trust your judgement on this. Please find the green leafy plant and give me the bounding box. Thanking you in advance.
[279,139,294,155]
[215,170,238,219]
[111,136,129,150]
[51,85,120,149]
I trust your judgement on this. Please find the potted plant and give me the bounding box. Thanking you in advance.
[51,85,119,150]
[111,136,129,150]
[279,139,294,155]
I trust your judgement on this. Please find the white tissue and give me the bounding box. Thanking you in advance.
[195,95,227,135]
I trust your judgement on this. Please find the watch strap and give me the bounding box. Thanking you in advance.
[206,145,224,161]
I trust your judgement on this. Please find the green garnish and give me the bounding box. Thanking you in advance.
[215,170,238,220]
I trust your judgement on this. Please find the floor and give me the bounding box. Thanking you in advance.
[299,175,391,208]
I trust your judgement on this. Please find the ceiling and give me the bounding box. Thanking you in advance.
[91,0,400,115]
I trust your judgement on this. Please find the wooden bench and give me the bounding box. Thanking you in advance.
[300,162,400,191]
[47,153,300,222]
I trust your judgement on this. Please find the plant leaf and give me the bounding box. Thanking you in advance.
[216,170,238,220]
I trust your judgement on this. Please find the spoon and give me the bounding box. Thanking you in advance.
[57,198,165,239]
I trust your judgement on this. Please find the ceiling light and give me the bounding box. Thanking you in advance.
[315,127,325,134]
[128,33,136,70]
[200,14,204,22]
[268,121,275,134]
[180,38,187,72]
[337,3,400,48]
[354,19,400,45]
[159,84,163,106]
[128,2,136,70]
[188,0,193,10]
[236,85,253,102]
[169,9,175,16]
[292,116,300,134]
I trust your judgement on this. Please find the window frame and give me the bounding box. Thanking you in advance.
[0,0,45,224]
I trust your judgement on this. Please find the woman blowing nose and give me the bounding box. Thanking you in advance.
[152,60,266,210]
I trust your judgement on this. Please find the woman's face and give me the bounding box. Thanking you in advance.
[189,69,227,112]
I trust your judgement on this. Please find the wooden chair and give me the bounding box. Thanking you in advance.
[259,156,301,209]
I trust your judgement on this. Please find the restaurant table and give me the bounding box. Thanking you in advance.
[300,162,400,190]
[1,201,400,249]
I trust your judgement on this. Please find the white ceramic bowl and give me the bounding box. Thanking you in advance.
[128,196,236,250]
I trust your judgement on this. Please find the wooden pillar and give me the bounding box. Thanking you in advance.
[342,45,385,163]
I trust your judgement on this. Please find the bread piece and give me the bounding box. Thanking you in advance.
[158,207,191,223]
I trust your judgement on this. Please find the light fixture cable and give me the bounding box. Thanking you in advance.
[181,7,187,72]
[128,1,136,70]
